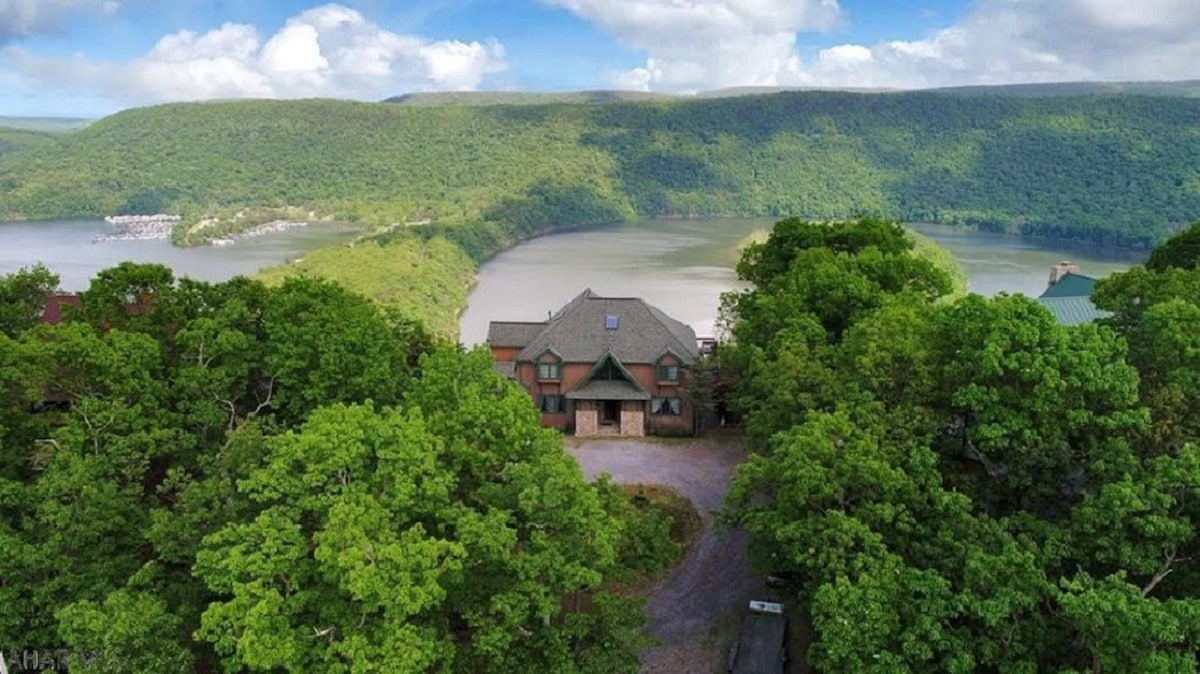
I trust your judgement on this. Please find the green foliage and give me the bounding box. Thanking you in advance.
[1146,219,1200,271]
[0,263,60,337]
[727,217,952,349]
[721,218,1200,672]
[908,229,969,298]
[0,127,58,160]
[57,589,194,673]
[257,235,473,336]
[261,276,422,424]
[1095,257,1200,450]
[737,216,915,286]
[1,263,648,672]
[1,93,1199,246]
[593,479,689,576]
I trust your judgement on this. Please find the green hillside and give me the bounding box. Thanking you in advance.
[2,92,1199,248]
[0,128,59,159]
[932,80,1200,98]
[384,90,677,105]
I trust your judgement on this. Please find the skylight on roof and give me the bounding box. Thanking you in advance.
[605,314,618,330]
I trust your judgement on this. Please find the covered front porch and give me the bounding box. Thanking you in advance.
[567,380,648,437]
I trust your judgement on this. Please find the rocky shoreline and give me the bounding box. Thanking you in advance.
[93,214,182,243]
[208,220,308,246]
[90,214,312,246]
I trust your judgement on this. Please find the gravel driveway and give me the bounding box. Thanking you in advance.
[566,433,767,673]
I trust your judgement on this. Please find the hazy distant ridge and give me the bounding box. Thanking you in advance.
[0,116,93,132]
[386,80,1200,106]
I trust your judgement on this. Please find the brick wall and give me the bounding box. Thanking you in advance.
[490,346,522,362]
[620,403,645,437]
[576,407,599,437]
[491,351,696,437]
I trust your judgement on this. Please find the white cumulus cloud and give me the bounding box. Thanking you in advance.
[0,0,117,43]
[551,0,1200,91]
[793,0,1200,89]
[544,0,842,92]
[9,3,506,103]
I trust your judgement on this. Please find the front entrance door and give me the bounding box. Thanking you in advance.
[601,400,620,425]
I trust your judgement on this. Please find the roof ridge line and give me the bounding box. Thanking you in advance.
[643,303,698,356]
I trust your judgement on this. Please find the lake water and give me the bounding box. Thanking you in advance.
[0,217,1147,343]
[0,219,362,291]
[458,218,1146,345]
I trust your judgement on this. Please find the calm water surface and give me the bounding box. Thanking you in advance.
[0,217,1147,342]
[459,218,1146,345]
[0,219,361,290]
[911,224,1145,297]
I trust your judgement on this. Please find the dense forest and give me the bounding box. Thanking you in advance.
[0,263,687,673]
[1,91,1199,248]
[721,217,1200,671]
[9,215,1200,671]
[0,128,57,160]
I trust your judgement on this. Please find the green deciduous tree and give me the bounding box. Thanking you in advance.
[722,218,1200,672]
[263,277,427,424]
[195,349,632,673]
[929,294,1146,512]
[1146,220,1200,271]
[0,264,60,338]
[0,262,655,672]
[57,589,194,673]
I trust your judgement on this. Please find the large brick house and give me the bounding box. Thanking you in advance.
[487,289,701,437]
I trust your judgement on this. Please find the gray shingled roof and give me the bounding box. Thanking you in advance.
[510,289,700,365]
[566,380,651,400]
[487,321,548,348]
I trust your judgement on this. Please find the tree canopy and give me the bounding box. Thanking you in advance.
[722,217,1200,672]
[0,262,670,673]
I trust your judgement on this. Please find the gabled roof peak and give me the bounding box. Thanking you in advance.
[514,289,701,365]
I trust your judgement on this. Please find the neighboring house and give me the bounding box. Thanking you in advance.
[41,294,82,325]
[487,288,701,437]
[1037,262,1112,326]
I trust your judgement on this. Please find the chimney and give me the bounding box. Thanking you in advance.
[1049,261,1080,286]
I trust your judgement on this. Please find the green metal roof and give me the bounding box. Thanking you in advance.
[1037,296,1112,326]
[1039,273,1098,299]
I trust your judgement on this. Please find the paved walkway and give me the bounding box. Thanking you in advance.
[566,433,765,673]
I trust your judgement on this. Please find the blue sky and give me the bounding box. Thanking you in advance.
[2,0,1198,117]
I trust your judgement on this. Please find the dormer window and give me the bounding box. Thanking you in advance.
[656,353,680,383]
[536,350,562,381]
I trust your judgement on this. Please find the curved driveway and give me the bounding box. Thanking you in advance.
[566,433,766,673]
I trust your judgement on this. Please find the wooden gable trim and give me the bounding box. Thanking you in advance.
[577,351,649,395]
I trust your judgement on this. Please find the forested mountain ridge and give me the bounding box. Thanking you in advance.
[0,128,58,159]
[930,79,1200,98]
[2,91,1199,248]
[385,81,1200,105]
